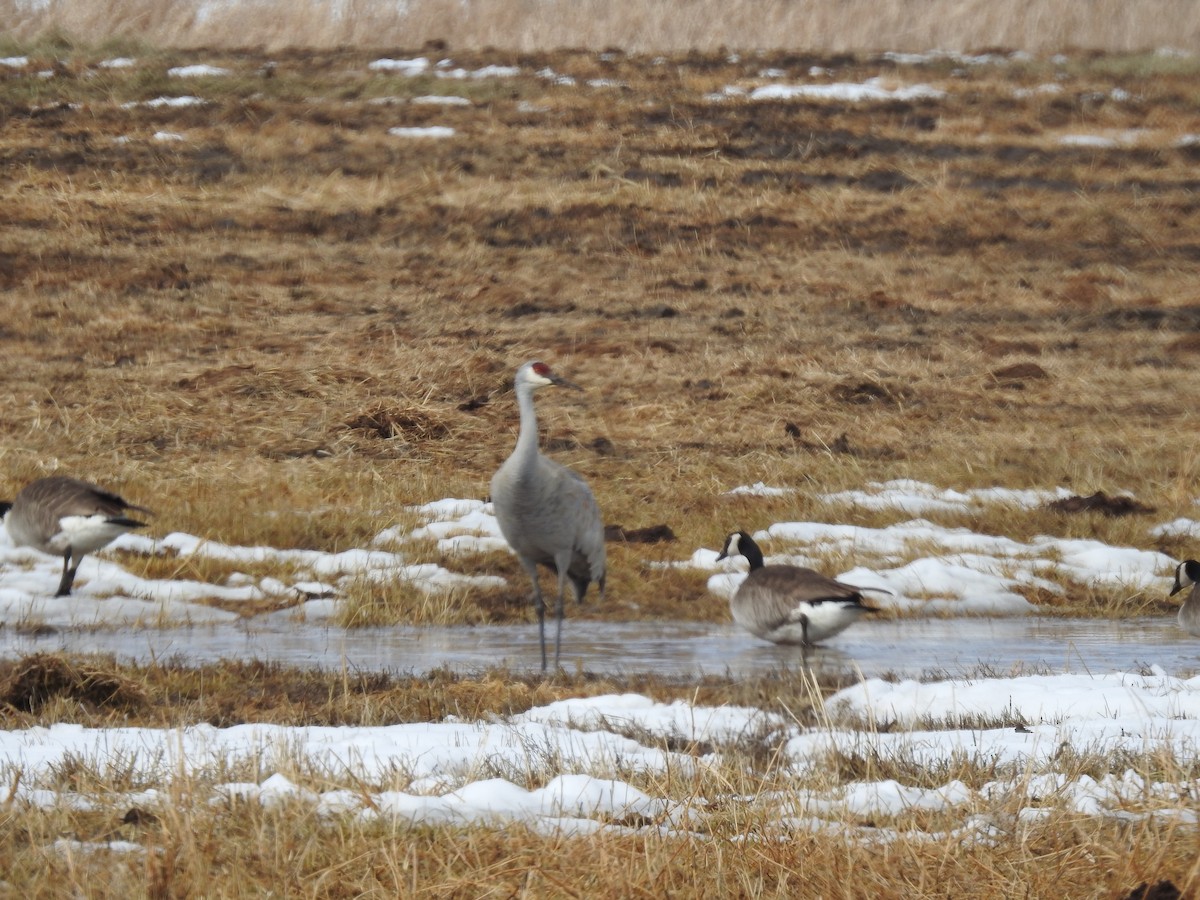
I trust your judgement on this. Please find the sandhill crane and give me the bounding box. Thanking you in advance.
[491,361,606,670]
[1169,560,1200,637]
[716,530,884,645]
[1,476,151,596]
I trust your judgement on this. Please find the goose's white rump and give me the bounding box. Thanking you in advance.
[2,476,150,597]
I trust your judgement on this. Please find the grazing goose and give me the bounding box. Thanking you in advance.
[490,361,606,671]
[716,530,882,645]
[1169,560,1200,637]
[1,476,151,596]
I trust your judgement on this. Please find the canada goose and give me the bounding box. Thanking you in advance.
[1169,560,1200,637]
[1,476,151,596]
[716,530,882,645]
[491,361,606,671]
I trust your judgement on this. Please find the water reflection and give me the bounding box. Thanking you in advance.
[2,616,1196,678]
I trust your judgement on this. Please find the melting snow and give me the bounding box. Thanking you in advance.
[369,57,431,75]
[748,78,945,102]
[388,126,456,139]
[412,95,471,106]
[5,676,1199,840]
[121,96,207,109]
[168,64,231,77]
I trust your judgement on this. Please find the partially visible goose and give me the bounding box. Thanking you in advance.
[1,476,151,596]
[1169,560,1200,637]
[716,530,883,645]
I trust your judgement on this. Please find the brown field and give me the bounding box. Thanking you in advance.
[3,44,1200,622]
[2,42,1200,896]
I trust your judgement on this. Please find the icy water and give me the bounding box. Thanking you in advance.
[2,616,1196,678]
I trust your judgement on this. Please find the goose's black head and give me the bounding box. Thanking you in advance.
[1171,559,1200,595]
[716,530,765,570]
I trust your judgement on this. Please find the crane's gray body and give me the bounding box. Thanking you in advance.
[1,475,150,596]
[491,362,606,670]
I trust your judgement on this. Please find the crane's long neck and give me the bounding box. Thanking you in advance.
[513,381,541,474]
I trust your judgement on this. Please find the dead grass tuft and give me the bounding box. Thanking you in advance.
[1048,491,1157,518]
[604,523,677,544]
[0,653,146,714]
[343,403,454,443]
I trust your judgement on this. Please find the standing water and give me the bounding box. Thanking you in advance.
[1,616,1195,678]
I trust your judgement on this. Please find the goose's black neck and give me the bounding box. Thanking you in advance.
[738,533,765,570]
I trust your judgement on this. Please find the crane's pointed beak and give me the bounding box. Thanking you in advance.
[551,375,583,391]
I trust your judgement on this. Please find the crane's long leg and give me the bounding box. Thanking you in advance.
[553,553,573,670]
[520,558,548,671]
[55,549,77,597]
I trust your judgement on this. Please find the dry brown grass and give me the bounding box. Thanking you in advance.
[5,0,1200,53]
[2,805,1193,898]
[1,45,1199,625]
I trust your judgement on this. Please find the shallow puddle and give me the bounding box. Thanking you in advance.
[2,616,1195,678]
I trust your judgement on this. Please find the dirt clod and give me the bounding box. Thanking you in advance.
[1047,491,1156,517]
